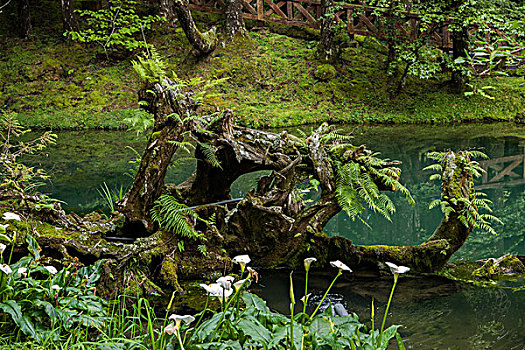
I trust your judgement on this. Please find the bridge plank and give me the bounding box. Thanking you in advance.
[242,0,257,14]
[293,2,317,24]
[264,0,287,18]
[359,14,378,34]
[489,158,523,182]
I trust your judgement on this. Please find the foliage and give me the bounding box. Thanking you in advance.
[454,39,525,99]
[66,0,164,59]
[151,194,205,241]
[132,47,168,84]
[325,129,414,225]
[2,27,525,129]
[455,188,525,261]
[425,150,503,235]
[0,111,56,194]
[0,235,106,343]
[97,182,126,212]
[359,0,525,95]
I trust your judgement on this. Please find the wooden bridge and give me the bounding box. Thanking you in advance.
[477,146,525,190]
[189,0,453,49]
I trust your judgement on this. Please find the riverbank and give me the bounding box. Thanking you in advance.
[1,23,524,130]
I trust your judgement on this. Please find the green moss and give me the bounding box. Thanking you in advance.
[1,21,524,129]
[160,257,183,292]
[472,258,498,279]
[314,64,337,81]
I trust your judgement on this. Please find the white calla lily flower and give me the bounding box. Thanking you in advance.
[216,276,235,290]
[330,260,352,272]
[51,284,61,291]
[385,262,410,275]
[17,267,27,275]
[0,243,6,254]
[168,314,196,328]
[200,283,234,302]
[304,257,317,271]
[164,322,177,335]
[44,266,58,274]
[233,278,248,291]
[232,254,251,273]
[0,263,13,275]
[2,212,20,221]
[300,293,311,303]
[200,283,222,295]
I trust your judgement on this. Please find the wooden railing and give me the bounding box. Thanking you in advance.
[189,0,453,49]
[477,147,525,190]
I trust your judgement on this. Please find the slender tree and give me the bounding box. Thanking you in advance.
[173,0,217,55]
[17,0,31,39]
[61,0,78,33]
[225,0,246,38]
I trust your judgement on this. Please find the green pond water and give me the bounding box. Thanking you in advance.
[24,122,525,349]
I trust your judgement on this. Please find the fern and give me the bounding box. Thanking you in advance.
[425,150,501,235]
[151,195,204,240]
[198,142,222,169]
[334,154,413,225]
[132,47,167,83]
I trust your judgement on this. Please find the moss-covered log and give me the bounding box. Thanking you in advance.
[116,77,196,236]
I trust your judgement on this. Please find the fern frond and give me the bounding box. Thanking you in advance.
[198,142,222,169]
[151,195,203,240]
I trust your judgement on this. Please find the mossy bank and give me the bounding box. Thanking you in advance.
[1,19,524,130]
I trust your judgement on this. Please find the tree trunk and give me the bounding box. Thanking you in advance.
[160,0,175,23]
[115,74,481,274]
[173,0,217,55]
[61,0,78,34]
[319,0,335,60]
[116,77,197,236]
[17,0,31,39]
[451,27,469,92]
[225,0,245,38]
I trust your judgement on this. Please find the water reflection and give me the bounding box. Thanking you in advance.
[23,124,525,261]
[324,123,525,261]
[20,123,525,350]
[255,270,525,350]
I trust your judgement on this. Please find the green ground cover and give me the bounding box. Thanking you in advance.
[1,20,524,130]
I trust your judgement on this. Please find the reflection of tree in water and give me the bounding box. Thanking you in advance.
[456,188,525,261]
[463,287,525,350]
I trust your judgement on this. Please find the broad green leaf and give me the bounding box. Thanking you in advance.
[238,316,272,346]
[35,300,58,323]
[0,301,39,340]
[379,325,401,349]
[0,233,10,242]
[193,312,222,341]
[267,324,288,349]
[396,332,406,350]
[310,316,332,337]
[75,314,104,327]
[0,300,22,321]
[26,234,41,260]
[260,312,289,325]
[242,292,270,313]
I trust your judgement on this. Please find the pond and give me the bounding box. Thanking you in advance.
[23,122,525,350]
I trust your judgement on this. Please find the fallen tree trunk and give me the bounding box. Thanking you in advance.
[167,113,476,272]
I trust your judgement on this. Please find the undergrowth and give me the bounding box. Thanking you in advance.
[1,19,524,129]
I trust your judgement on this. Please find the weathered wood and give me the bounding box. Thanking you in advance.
[174,0,218,55]
[187,0,454,49]
[116,77,197,235]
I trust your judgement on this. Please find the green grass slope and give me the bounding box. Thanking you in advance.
[1,22,524,129]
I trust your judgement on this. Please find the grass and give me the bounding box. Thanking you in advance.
[0,14,524,129]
